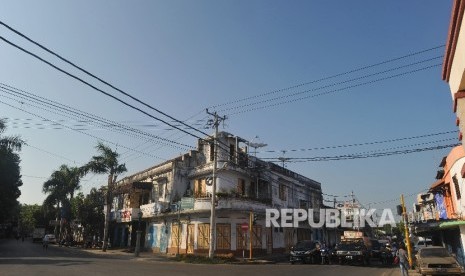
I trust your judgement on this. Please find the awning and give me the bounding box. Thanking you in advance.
[114,181,152,194]
[430,179,445,190]
[439,220,465,229]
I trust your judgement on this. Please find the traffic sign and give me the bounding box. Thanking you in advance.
[241,222,249,231]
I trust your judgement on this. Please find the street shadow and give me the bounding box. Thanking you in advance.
[0,258,92,266]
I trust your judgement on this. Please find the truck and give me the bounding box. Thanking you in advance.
[335,231,372,266]
[32,227,45,243]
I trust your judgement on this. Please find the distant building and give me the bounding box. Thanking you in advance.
[107,132,323,256]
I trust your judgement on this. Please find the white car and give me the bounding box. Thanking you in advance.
[44,234,57,244]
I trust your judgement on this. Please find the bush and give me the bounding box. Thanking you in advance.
[174,254,237,264]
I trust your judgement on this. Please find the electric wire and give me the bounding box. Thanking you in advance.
[218,56,442,114]
[226,64,442,116]
[0,35,205,141]
[0,84,192,151]
[0,21,213,140]
[208,45,445,109]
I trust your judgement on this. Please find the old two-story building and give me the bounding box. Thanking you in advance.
[107,132,323,256]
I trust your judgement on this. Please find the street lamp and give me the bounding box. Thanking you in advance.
[134,210,142,257]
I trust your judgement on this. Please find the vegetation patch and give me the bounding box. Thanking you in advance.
[174,254,237,264]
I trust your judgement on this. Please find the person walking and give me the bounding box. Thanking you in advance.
[42,235,49,251]
[397,244,409,276]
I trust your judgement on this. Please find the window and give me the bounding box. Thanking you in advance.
[158,183,164,197]
[453,175,461,200]
[197,223,210,249]
[216,224,231,250]
[279,184,287,201]
[229,144,235,161]
[170,224,181,249]
[195,179,207,198]
[209,142,215,161]
[236,224,247,249]
[251,225,262,248]
[237,178,245,196]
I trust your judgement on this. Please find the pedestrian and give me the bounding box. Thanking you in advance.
[397,244,409,276]
[42,235,49,251]
[21,234,24,242]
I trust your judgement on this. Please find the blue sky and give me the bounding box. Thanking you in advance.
[0,1,456,211]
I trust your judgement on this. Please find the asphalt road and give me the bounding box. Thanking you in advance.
[0,238,402,276]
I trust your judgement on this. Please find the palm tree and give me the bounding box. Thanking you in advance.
[42,164,83,240]
[0,118,23,151]
[82,142,126,252]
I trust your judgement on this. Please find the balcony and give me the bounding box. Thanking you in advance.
[194,196,271,212]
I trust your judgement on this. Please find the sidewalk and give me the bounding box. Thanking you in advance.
[76,247,176,262]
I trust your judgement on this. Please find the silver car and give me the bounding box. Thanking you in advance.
[415,246,465,275]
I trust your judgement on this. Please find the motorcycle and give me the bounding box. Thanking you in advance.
[380,249,394,266]
[320,246,335,265]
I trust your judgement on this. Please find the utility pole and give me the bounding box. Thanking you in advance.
[206,109,226,259]
[249,211,253,259]
[401,194,413,268]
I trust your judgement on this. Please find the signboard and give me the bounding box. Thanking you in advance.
[241,222,249,231]
[181,197,195,210]
[343,231,363,239]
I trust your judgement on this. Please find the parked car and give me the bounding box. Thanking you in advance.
[44,234,57,244]
[415,246,465,275]
[290,240,321,264]
[413,237,433,252]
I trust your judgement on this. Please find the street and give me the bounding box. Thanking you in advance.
[0,238,404,276]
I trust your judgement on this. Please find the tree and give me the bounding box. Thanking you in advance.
[71,189,104,240]
[42,164,83,239]
[0,119,23,151]
[0,118,23,224]
[82,142,126,251]
[19,204,45,235]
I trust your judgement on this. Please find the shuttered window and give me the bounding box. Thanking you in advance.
[216,224,231,250]
[170,224,181,248]
[197,223,210,249]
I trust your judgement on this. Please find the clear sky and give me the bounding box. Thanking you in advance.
[0,1,456,212]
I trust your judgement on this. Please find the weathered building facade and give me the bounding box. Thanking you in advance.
[108,132,323,256]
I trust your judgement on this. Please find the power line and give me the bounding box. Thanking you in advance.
[0,20,213,141]
[0,83,192,151]
[260,130,457,153]
[261,143,459,162]
[0,98,167,161]
[208,45,445,110]
[226,63,442,116]
[219,56,442,114]
[0,35,205,141]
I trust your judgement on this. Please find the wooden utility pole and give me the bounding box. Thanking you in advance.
[401,194,413,267]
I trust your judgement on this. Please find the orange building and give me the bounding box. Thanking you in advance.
[430,146,465,219]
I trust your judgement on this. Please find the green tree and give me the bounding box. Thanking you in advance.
[82,142,126,251]
[42,164,83,239]
[0,118,23,224]
[19,204,45,235]
[71,189,104,240]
